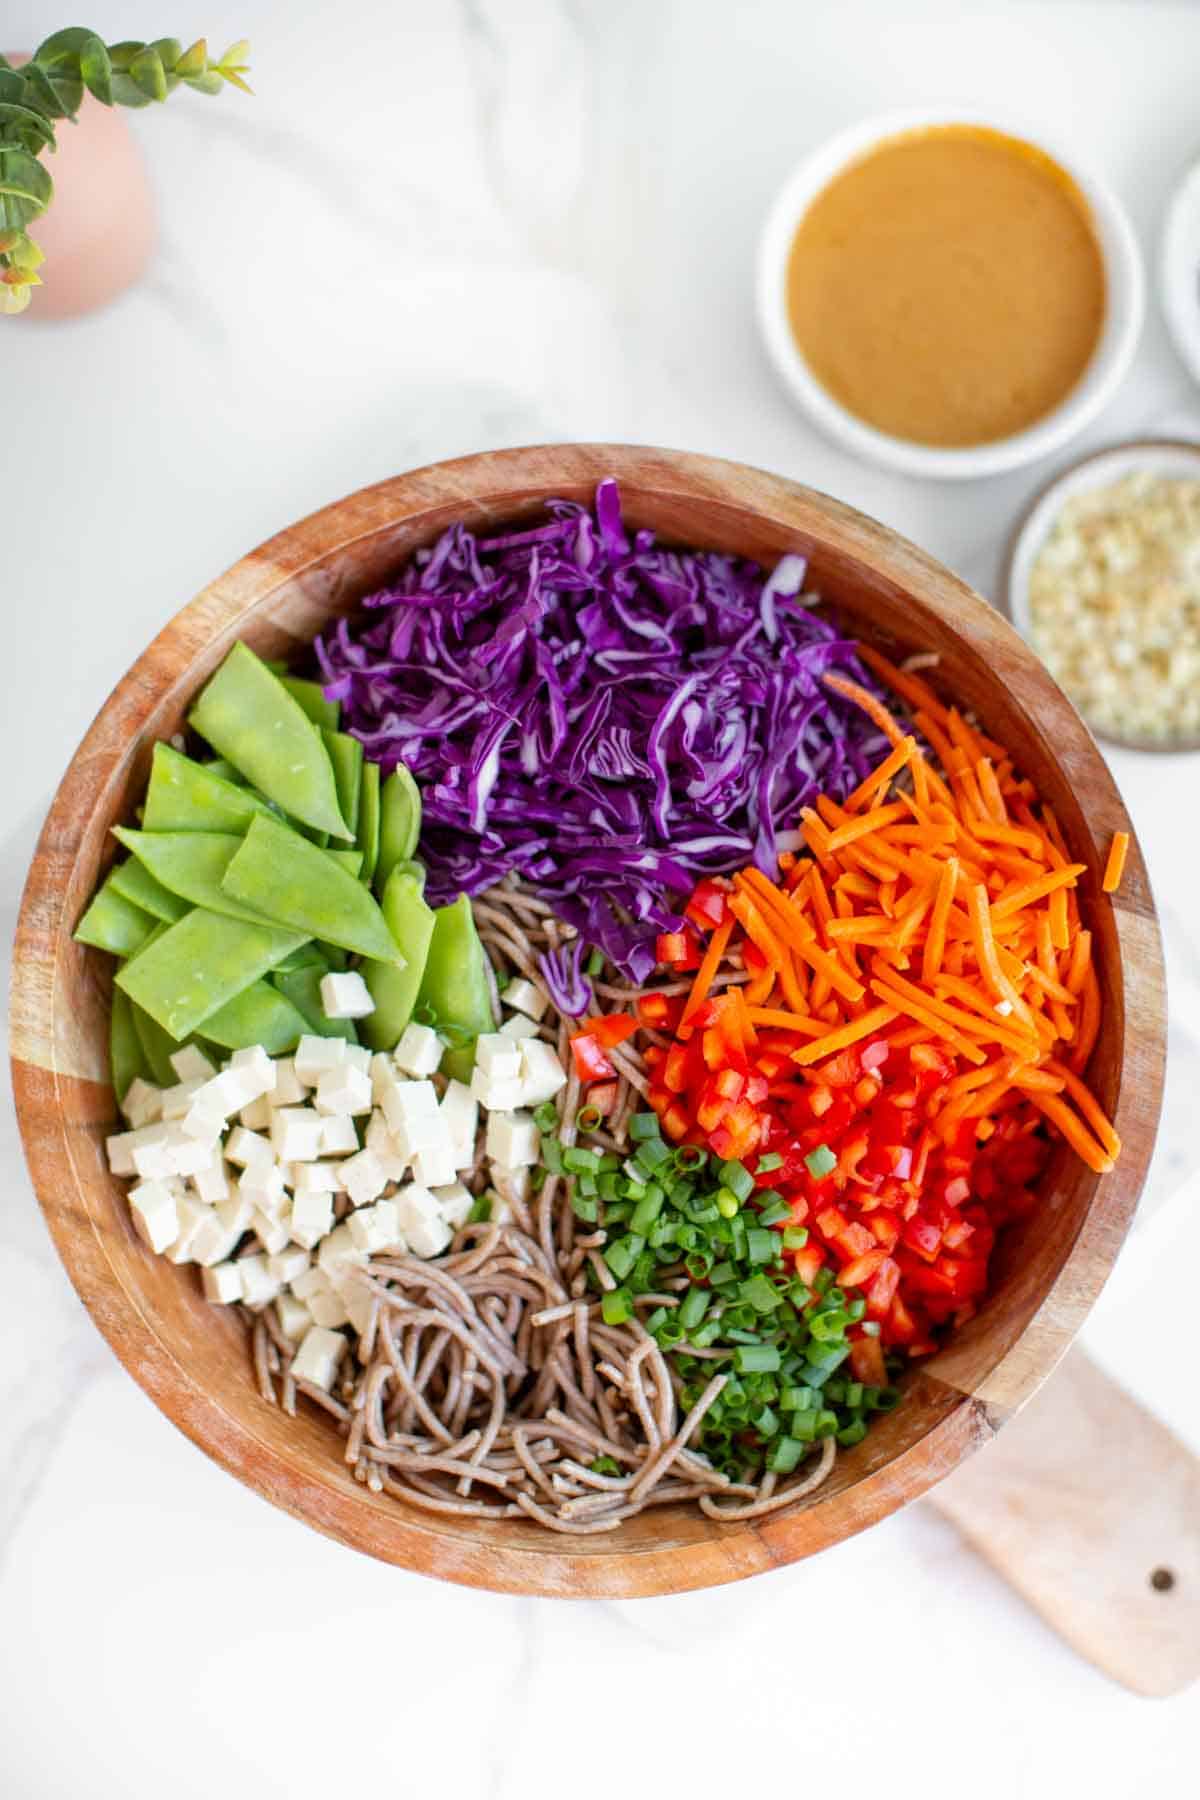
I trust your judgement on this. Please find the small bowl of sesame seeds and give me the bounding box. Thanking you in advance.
[1006,438,1200,752]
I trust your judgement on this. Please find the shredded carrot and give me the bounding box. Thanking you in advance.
[990,864,1087,922]
[679,914,734,1029]
[855,644,950,722]
[744,1007,827,1038]
[975,758,1008,824]
[1027,1091,1114,1173]
[842,737,915,813]
[1069,966,1102,1072]
[826,801,909,852]
[821,672,908,748]
[791,1003,899,1066]
[1102,831,1130,894]
[1046,1059,1121,1158]
[921,856,958,984]
[1064,929,1092,997]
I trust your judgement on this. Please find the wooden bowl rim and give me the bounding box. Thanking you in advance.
[9,442,1165,1596]
[1000,434,1200,755]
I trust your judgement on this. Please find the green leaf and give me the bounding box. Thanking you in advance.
[22,58,82,120]
[106,42,143,73]
[34,28,101,62]
[79,40,114,106]
[129,48,168,104]
[175,39,210,78]
[0,149,53,228]
[149,40,184,70]
[0,102,57,154]
[108,71,153,109]
[182,70,224,96]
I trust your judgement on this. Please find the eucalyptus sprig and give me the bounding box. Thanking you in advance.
[0,29,251,314]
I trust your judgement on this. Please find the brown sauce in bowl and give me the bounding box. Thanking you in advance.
[785,125,1106,448]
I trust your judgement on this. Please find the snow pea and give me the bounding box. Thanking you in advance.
[200,979,308,1055]
[204,758,248,786]
[142,743,274,835]
[74,875,156,957]
[361,870,435,1051]
[115,906,308,1040]
[130,999,185,1086]
[357,760,380,887]
[188,642,350,840]
[271,960,359,1045]
[326,847,363,878]
[108,856,189,924]
[374,766,421,895]
[416,893,495,1080]
[222,813,404,965]
[322,730,363,838]
[281,675,340,733]
[113,829,278,927]
[395,858,426,893]
[110,986,148,1102]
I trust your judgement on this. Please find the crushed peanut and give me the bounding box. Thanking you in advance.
[1027,470,1200,742]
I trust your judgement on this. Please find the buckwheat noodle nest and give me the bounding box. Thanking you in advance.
[242,878,836,1531]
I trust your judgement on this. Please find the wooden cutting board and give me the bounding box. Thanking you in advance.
[930,1346,1200,1696]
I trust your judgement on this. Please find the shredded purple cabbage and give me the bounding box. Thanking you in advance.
[317,481,888,982]
[538,938,592,1019]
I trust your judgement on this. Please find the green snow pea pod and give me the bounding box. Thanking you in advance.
[271,960,359,1045]
[357,760,380,887]
[108,856,188,924]
[395,858,426,893]
[361,870,435,1051]
[130,999,186,1086]
[281,675,340,733]
[374,766,421,895]
[75,875,156,957]
[274,942,328,974]
[113,829,278,927]
[110,986,149,1102]
[204,758,249,785]
[200,980,308,1055]
[416,892,494,1080]
[222,814,404,965]
[188,642,350,840]
[115,907,308,1040]
[322,730,363,838]
[326,847,363,878]
[142,743,274,834]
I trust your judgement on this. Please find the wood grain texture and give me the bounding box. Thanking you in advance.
[932,1347,1200,1696]
[9,444,1165,1596]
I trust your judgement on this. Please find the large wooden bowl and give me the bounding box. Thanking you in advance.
[10,445,1165,1597]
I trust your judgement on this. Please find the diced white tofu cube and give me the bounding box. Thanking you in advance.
[270,1106,324,1163]
[499,1013,539,1041]
[201,1261,243,1305]
[411,1144,458,1189]
[190,1157,231,1204]
[193,1068,254,1118]
[240,1160,286,1214]
[292,1160,343,1195]
[129,1128,176,1181]
[433,1182,473,1230]
[491,1163,532,1206]
[229,1044,277,1099]
[470,1068,525,1112]
[291,1325,346,1391]
[294,1034,347,1084]
[381,1079,442,1155]
[317,1223,366,1288]
[392,1022,443,1078]
[517,1039,568,1107]
[191,1195,250,1268]
[164,1194,212,1264]
[239,1094,273,1131]
[394,1183,440,1234]
[268,1244,310,1286]
[128,1180,179,1254]
[164,1127,221,1179]
[289,1189,335,1249]
[439,1080,478,1169]
[269,1057,308,1106]
[342,1274,375,1340]
[274,1291,312,1340]
[238,1253,281,1310]
[369,1053,395,1103]
[348,1198,403,1254]
[340,1147,387,1209]
[253,1208,291,1256]
[319,970,375,1020]
[105,1130,141,1177]
[225,1126,275,1172]
[121,1077,164,1128]
[406,1212,452,1259]
[169,1045,217,1084]
[486,1109,540,1169]
[365,1110,409,1182]
[180,1098,227,1144]
[318,1113,359,1156]
[160,1078,203,1120]
[291,1264,328,1303]
[307,1286,349,1329]
[475,1033,521,1080]
[503,977,548,1021]
[314,1065,373,1118]
[343,1044,372,1077]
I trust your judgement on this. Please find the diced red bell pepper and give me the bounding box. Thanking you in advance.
[660,1099,691,1142]
[685,878,729,930]
[849,1335,888,1387]
[837,1220,877,1259]
[662,1043,691,1094]
[656,929,701,970]
[902,1215,943,1260]
[840,1246,889,1288]
[570,1032,615,1083]
[586,1013,639,1050]
[943,1175,971,1208]
[866,1256,901,1317]
[792,1242,826,1287]
[860,1039,891,1073]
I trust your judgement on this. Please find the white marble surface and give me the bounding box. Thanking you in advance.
[2,0,1198,1791]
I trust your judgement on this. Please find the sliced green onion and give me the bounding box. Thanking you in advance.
[467,1194,492,1225]
[753,1404,780,1437]
[684,1250,713,1280]
[575,1103,603,1134]
[585,947,605,978]
[603,1234,645,1281]
[636,1137,673,1170]
[718,1159,755,1201]
[563,1146,600,1174]
[790,1408,818,1441]
[589,1454,621,1475]
[745,1228,778,1265]
[676,1144,707,1172]
[690,1316,724,1348]
[533,1101,559,1133]
[630,1113,661,1142]
[809,1308,849,1343]
[837,1419,868,1448]
[781,1384,819,1413]
[845,1297,867,1322]
[630,1188,666,1236]
[715,1188,740,1219]
[601,1287,633,1325]
[782,1225,809,1250]
[540,1138,564,1174]
[755,1152,784,1173]
[734,1343,781,1374]
[679,1286,712,1331]
[644,1306,670,1336]
[768,1435,805,1474]
[571,1193,599,1223]
[756,1198,791,1228]
[804,1144,837,1179]
[709,1260,738,1288]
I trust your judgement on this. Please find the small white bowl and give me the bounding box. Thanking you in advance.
[1159,156,1200,387]
[756,107,1146,481]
